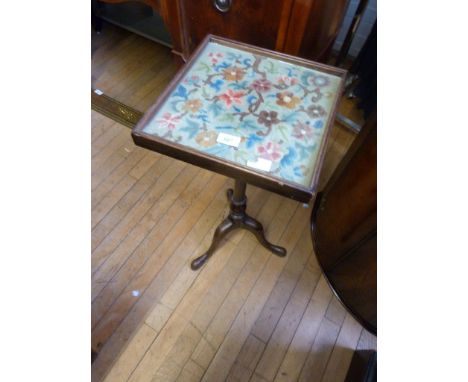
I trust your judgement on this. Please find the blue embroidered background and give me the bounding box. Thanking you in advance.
[143,42,341,187]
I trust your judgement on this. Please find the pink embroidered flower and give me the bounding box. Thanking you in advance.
[183,75,200,85]
[250,79,272,93]
[292,122,314,140]
[208,52,224,64]
[278,75,299,87]
[156,112,181,130]
[219,89,245,107]
[257,142,282,161]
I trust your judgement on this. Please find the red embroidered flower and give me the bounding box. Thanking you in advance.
[257,141,282,161]
[219,89,245,107]
[277,75,299,87]
[156,112,181,130]
[250,79,272,93]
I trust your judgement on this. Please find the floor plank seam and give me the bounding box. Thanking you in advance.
[91,167,203,328]
[91,162,191,289]
[93,178,229,355]
[90,156,175,269]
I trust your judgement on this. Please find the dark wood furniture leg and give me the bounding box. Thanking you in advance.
[191,179,286,270]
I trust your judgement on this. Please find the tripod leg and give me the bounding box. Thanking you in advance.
[190,217,235,270]
[243,215,287,257]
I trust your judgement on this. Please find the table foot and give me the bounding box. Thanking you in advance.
[190,217,235,270]
[243,215,287,257]
[191,180,286,270]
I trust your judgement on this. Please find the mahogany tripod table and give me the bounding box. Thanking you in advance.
[132,35,346,270]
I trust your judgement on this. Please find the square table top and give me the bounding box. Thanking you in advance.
[132,35,346,202]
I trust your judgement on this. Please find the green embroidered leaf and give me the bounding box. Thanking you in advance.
[277,124,290,142]
[195,62,211,73]
[218,113,235,122]
[201,87,210,98]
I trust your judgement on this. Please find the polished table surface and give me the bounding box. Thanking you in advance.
[133,35,346,203]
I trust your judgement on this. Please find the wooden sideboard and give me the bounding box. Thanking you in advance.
[96,0,348,62]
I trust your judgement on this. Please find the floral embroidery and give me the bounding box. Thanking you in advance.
[223,67,246,81]
[195,131,218,147]
[312,75,330,87]
[306,105,327,118]
[276,92,301,109]
[156,112,180,130]
[257,142,282,161]
[219,89,245,107]
[143,42,341,187]
[278,75,299,87]
[208,52,223,65]
[182,99,203,114]
[250,79,272,93]
[292,122,315,140]
[183,75,201,86]
[257,111,280,128]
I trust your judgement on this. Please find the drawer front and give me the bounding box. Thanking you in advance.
[179,0,289,54]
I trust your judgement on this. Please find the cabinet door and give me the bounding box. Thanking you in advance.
[178,0,292,54]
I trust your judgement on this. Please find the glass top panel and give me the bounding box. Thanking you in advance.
[142,41,342,187]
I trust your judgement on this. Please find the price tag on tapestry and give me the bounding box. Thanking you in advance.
[246,157,272,172]
[217,132,241,148]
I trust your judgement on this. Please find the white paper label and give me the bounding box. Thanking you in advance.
[94,89,104,95]
[217,132,241,147]
[246,157,272,172]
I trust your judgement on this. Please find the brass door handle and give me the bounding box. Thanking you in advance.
[213,0,232,13]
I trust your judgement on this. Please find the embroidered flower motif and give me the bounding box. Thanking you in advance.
[183,75,200,86]
[250,79,272,93]
[292,122,315,140]
[312,75,330,87]
[182,99,203,114]
[195,131,218,148]
[219,89,245,107]
[276,92,301,109]
[208,52,223,65]
[156,112,181,130]
[306,105,327,118]
[257,111,280,128]
[257,141,282,161]
[223,67,246,81]
[278,75,299,87]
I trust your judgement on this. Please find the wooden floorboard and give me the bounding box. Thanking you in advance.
[91,23,376,382]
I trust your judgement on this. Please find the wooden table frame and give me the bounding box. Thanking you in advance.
[132,34,346,269]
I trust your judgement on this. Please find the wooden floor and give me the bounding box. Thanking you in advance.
[91,23,376,382]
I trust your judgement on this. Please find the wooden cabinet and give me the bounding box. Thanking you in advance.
[176,0,348,61]
[177,0,292,54]
[97,0,348,62]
